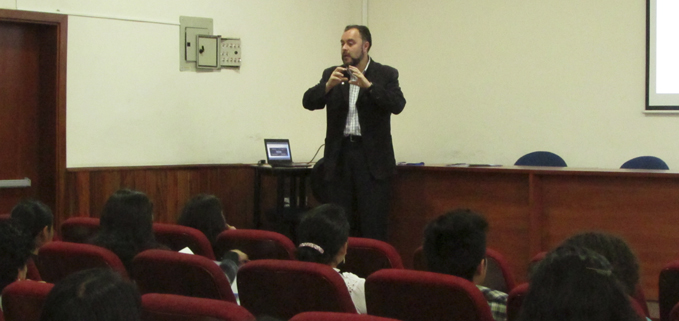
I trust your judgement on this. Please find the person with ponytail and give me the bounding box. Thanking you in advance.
[296,204,366,314]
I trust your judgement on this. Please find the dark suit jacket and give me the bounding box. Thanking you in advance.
[303,59,406,180]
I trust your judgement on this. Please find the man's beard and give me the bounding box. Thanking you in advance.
[344,51,364,66]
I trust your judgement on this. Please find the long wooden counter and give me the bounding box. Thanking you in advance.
[389,165,679,300]
[65,164,679,300]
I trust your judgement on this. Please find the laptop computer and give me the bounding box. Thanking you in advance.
[263,139,311,167]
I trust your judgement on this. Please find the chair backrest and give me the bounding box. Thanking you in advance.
[341,237,404,278]
[514,151,567,167]
[621,156,669,170]
[484,248,516,293]
[290,312,401,321]
[1,280,54,321]
[60,217,100,243]
[506,282,529,321]
[659,260,679,321]
[131,249,235,302]
[365,269,494,321]
[632,284,650,318]
[152,223,216,260]
[412,246,515,292]
[141,293,255,321]
[213,229,295,261]
[670,301,679,321]
[36,241,128,283]
[0,213,10,223]
[237,259,357,319]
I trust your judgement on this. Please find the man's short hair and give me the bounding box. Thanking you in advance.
[345,25,372,51]
[423,209,489,281]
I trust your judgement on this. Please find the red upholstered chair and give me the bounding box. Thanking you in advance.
[237,259,357,319]
[290,312,401,321]
[670,301,679,321]
[1,280,54,321]
[659,260,679,321]
[365,269,494,321]
[36,241,128,283]
[131,249,235,302]
[141,293,255,321]
[60,216,100,243]
[412,246,516,292]
[25,257,41,281]
[340,237,404,278]
[484,248,516,293]
[0,213,10,223]
[152,223,216,260]
[506,282,529,321]
[213,229,295,261]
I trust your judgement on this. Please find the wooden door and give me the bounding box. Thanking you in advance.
[0,10,67,220]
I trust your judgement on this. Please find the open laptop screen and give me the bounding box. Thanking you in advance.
[264,139,292,164]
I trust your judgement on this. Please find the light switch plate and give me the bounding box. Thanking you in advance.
[220,38,241,67]
[179,16,213,71]
[197,35,220,69]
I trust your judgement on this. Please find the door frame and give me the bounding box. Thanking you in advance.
[0,9,67,219]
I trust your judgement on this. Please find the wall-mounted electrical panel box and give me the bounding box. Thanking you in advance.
[179,16,242,71]
[179,16,213,71]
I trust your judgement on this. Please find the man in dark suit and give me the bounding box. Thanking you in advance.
[302,25,406,240]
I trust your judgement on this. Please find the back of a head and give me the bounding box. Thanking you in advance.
[423,209,488,281]
[40,268,141,321]
[11,199,54,239]
[0,222,33,292]
[97,189,155,246]
[518,245,641,321]
[177,194,226,244]
[296,204,350,265]
[561,231,640,296]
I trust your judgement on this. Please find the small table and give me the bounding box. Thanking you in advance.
[252,165,313,228]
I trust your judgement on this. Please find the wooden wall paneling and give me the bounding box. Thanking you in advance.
[389,168,432,269]
[528,173,544,258]
[541,174,679,300]
[389,167,532,283]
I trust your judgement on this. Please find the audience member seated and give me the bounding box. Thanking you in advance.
[296,204,366,314]
[517,245,641,321]
[10,199,55,280]
[178,194,236,248]
[177,194,248,283]
[560,232,641,298]
[423,209,507,321]
[40,268,141,321]
[91,189,167,271]
[0,222,34,312]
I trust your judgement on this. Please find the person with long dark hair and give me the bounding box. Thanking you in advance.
[0,222,33,309]
[296,204,366,314]
[10,199,55,280]
[10,199,54,254]
[91,189,166,271]
[517,245,642,321]
[177,194,247,283]
[40,268,141,321]
[177,194,235,247]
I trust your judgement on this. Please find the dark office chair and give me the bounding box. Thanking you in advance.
[621,156,669,170]
[514,151,567,167]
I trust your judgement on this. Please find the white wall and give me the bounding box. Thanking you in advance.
[16,0,362,167]
[0,1,15,10]
[370,0,679,169]
[13,1,679,169]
